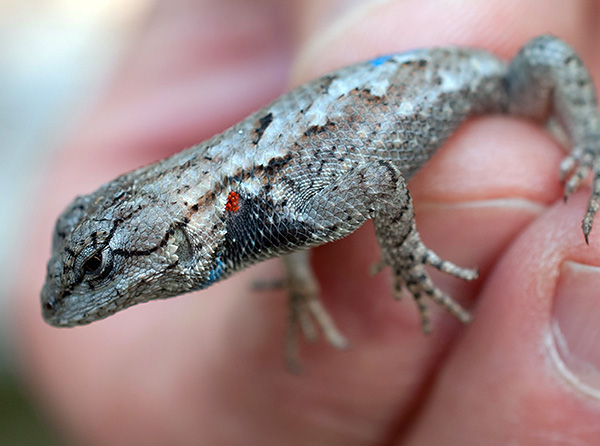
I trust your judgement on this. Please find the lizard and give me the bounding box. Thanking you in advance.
[41,35,600,367]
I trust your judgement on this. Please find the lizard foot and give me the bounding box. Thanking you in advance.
[375,231,477,333]
[560,144,600,243]
[282,252,349,372]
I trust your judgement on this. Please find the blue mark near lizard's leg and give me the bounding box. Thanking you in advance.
[201,256,226,288]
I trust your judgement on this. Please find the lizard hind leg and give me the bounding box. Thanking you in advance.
[389,233,476,333]
[279,159,476,367]
[507,35,600,243]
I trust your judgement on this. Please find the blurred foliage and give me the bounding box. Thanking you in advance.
[0,375,60,446]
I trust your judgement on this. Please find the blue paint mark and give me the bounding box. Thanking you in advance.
[369,54,393,67]
[369,49,431,67]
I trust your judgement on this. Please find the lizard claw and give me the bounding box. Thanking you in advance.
[559,154,577,185]
[560,144,600,243]
[582,170,600,244]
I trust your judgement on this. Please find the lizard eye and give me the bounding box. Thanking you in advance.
[81,248,113,280]
[83,252,103,275]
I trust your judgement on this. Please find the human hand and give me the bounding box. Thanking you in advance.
[15,0,600,444]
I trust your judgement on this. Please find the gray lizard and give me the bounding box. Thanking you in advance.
[41,35,600,366]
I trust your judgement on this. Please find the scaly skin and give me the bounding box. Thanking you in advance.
[41,35,600,366]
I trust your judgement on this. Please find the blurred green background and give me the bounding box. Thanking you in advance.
[0,1,152,443]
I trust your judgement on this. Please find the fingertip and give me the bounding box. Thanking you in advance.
[406,192,600,444]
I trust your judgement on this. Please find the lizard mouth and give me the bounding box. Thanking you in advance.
[40,281,81,327]
[40,281,60,325]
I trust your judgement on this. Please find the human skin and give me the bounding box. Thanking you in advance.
[13,0,600,444]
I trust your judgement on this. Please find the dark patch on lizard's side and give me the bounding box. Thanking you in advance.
[252,112,274,144]
[219,192,317,272]
[184,152,297,225]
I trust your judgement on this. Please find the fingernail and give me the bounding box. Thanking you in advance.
[550,261,600,398]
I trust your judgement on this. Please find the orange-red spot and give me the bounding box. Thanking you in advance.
[225,191,240,212]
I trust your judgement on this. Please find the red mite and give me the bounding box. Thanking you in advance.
[225,191,240,212]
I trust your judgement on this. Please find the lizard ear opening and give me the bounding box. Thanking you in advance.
[169,226,194,267]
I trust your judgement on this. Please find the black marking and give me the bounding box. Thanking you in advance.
[107,186,132,209]
[304,120,336,137]
[319,74,337,94]
[105,217,124,244]
[62,214,128,293]
[164,261,179,272]
[187,188,220,216]
[252,112,274,144]
[264,152,293,176]
[113,225,173,258]
[346,87,386,103]
[377,160,399,184]
[114,245,158,258]
[221,193,316,271]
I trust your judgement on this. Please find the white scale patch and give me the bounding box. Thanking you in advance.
[367,77,390,97]
[304,69,372,127]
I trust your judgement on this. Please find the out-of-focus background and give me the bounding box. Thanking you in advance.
[1,0,152,443]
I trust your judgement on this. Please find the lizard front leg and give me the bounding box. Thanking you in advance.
[282,250,348,370]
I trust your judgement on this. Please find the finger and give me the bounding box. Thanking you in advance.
[285,0,599,440]
[292,0,594,83]
[17,0,600,445]
[405,192,600,445]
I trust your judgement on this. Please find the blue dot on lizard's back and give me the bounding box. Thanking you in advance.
[369,54,393,67]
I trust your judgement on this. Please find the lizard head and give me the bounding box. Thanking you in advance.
[41,175,200,327]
